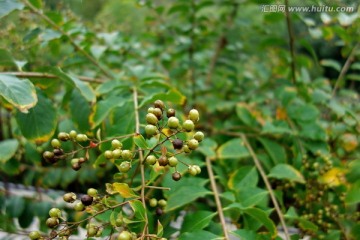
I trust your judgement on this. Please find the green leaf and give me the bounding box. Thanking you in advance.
[298,218,318,231]
[320,59,341,72]
[51,68,96,102]
[178,230,221,240]
[299,122,327,141]
[18,200,34,228]
[181,211,216,233]
[231,229,257,240]
[112,183,138,198]
[139,88,186,108]
[0,0,24,19]
[157,220,163,237]
[217,138,249,159]
[0,74,37,113]
[129,200,146,221]
[345,181,360,205]
[228,166,258,189]
[268,164,305,183]
[133,134,148,149]
[258,138,286,165]
[0,139,19,163]
[5,196,25,218]
[15,90,57,143]
[237,187,268,208]
[243,208,277,237]
[165,186,212,211]
[236,103,258,127]
[70,89,90,132]
[198,138,217,158]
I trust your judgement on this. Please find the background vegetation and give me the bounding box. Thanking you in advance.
[0,0,360,239]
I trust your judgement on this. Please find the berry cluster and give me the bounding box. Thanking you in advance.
[104,139,133,173]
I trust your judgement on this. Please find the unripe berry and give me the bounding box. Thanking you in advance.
[152,108,163,120]
[81,195,93,206]
[104,150,113,159]
[43,151,55,162]
[183,120,195,132]
[71,161,81,171]
[168,156,178,167]
[148,107,155,114]
[76,134,88,142]
[51,139,61,148]
[46,217,59,228]
[87,225,97,237]
[49,208,61,218]
[111,139,123,149]
[112,149,122,159]
[115,216,123,227]
[149,198,157,207]
[69,130,77,139]
[146,155,157,165]
[96,228,103,237]
[168,117,180,129]
[63,192,77,203]
[172,172,182,181]
[189,109,199,122]
[194,165,201,174]
[119,161,131,173]
[117,230,132,240]
[183,144,191,153]
[188,165,198,176]
[87,188,98,197]
[121,150,132,160]
[193,131,204,142]
[188,139,199,150]
[78,157,87,163]
[29,231,41,240]
[145,124,157,136]
[158,199,167,207]
[74,201,85,211]
[172,139,183,150]
[146,113,158,125]
[58,132,70,141]
[158,155,168,166]
[154,99,165,110]
[167,108,176,118]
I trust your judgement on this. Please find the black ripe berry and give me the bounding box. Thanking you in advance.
[156,207,164,216]
[172,139,183,150]
[53,148,64,156]
[81,195,93,206]
[172,172,182,181]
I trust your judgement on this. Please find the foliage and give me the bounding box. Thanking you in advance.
[1,0,360,240]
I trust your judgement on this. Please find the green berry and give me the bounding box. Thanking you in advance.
[149,198,157,207]
[71,158,79,165]
[189,109,199,122]
[51,139,61,148]
[46,217,59,228]
[158,199,167,207]
[154,99,165,110]
[117,230,132,240]
[168,117,180,129]
[69,130,77,139]
[188,165,198,176]
[96,228,103,237]
[194,165,201,174]
[183,144,191,153]
[29,231,41,240]
[81,194,93,206]
[188,139,199,150]
[63,192,77,203]
[172,172,182,181]
[148,107,155,113]
[58,132,70,141]
[146,113,158,125]
[104,150,113,159]
[111,139,123,149]
[145,124,157,136]
[158,155,168,166]
[193,131,204,142]
[76,134,88,142]
[87,188,98,197]
[43,151,55,162]
[49,208,61,218]
[112,149,122,159]
[121,150,132,160]
[115,216,123,227]
[153,107,163,120]
[146,155,157,165]
[87,225,97,237]
[74,201,85,211]
[183,120,195,132]
[167,108,176,118]
[119,161,131,173]
[168,156,178,167]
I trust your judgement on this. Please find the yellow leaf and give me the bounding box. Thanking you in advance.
[112,183,138,198]
[319,168,347,187]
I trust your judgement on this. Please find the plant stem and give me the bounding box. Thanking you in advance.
[284,0,296,84]
[240,133,290,240]
[332,42,360,96]
[22,0,114,79]
[133,87,149,239]
[1,71,105,83]
[206,157,230,240]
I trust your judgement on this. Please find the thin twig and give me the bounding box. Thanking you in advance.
[22,0,114,79]
[332,42,360,96]
[206,1,238,85]
[133,87,149,240]
[1,71,105,83]
[206,157,229,240]
[240,133,290,240]
[188,0,196,104]
[284,0,296,84]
